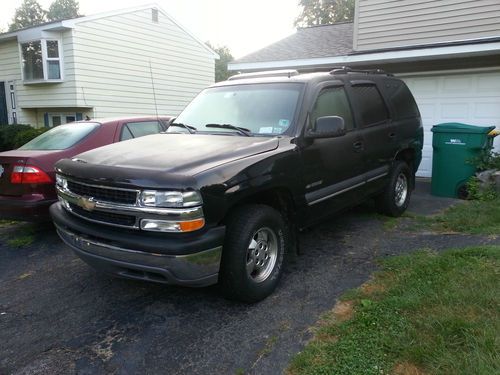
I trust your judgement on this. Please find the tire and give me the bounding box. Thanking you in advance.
[219,204,288,303]
[375,161,412,217]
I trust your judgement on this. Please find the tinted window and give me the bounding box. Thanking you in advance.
[174,83,303,135]
[19,122,100,150]
[310,87,354,130]
[351,85,389,127]
[385,80,420,119]
[120,121,162,141]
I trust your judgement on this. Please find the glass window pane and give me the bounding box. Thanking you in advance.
[351,85,389,127]
[311,87,354,130]
[120,126,134,141]
[126,121,162,138]
[65,116,76,123]
[21,41,43,80]
[46,40,59,58]
[19,123,100,150]
[47,61,60,79]
[52,116,62,126]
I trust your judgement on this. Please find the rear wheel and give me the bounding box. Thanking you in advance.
[375,161,412,217]
[219,205,288,303]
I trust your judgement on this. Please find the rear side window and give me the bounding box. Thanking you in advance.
[350,84,389,127]
[310,87,354,130]
[19,122,100,150]
[120,121,163,141]
[385,80,420,119]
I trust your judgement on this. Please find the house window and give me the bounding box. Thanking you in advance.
[21,40,62,82]
[48,112,77,127]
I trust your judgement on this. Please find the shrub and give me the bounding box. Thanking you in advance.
[0,124,48,151]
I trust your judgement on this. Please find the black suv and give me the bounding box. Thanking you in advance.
[51,68,423,302]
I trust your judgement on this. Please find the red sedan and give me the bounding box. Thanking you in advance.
[0,116,171,221]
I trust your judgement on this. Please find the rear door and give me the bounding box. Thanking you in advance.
[346,81,395,193]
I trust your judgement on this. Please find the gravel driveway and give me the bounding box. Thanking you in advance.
[1,181,498,375]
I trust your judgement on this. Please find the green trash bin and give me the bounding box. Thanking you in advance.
[431,123,496,198]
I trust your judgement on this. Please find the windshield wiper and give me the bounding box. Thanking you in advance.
[168,122,197,134]
[205,123,252,137]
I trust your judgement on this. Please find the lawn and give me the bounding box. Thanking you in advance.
[288,247,500,375]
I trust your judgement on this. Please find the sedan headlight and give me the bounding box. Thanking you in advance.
[140,190,202,208]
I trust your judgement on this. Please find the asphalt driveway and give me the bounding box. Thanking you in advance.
[1,181,499,375]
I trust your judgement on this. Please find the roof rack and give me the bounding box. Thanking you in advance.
[329,66,393,77]
[228,69,300,81]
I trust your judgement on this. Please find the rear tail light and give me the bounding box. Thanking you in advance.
[11,165,52,184]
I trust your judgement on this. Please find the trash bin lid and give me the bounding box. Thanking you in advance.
[431,122,496,134]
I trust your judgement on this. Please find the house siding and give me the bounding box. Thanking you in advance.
[354,0,500,51]
[71,8,215,118]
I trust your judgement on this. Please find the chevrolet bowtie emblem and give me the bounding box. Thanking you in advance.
[78,196,96,211]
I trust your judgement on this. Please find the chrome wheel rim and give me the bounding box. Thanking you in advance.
[394,173,408,207]
[246,227,278,283]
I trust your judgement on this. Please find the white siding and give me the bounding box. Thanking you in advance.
[72,8,215,118]
[16,30,79,114]
[354,0,500,51]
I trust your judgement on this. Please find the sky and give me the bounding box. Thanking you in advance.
[0,0,301,58]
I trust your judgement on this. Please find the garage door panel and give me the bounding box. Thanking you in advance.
[402,71,500,178]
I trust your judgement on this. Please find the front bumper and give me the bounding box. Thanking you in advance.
[0,195,55,221]
[50,202,225,287]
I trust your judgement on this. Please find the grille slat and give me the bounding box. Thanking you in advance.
[69,203,136,227]
[67,180,137,205]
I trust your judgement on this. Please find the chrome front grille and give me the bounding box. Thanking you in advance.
[68,203,137,227]
[67,180,138,205]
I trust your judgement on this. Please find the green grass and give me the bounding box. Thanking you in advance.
[418,199,500,235]
[288,247,500,375]
[0,219,18,227]
[7,234,35,248]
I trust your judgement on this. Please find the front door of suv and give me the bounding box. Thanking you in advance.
[347,81,395,194]
[300,83,366,224]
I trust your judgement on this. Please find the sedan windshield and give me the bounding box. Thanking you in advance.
[19,122,100,150]
[173,83,303,135]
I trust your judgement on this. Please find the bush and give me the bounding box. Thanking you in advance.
[0,124,48,151]
[468,149,500,171]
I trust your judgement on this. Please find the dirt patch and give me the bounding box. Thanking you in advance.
[331,300,354,323]
[393,361,427,375]
[360,281,386,295]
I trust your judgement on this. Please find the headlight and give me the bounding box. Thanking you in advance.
[55,174,67,189]
[140,190,202,208]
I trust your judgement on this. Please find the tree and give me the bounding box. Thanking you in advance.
[206,43,234,82]
[8,0,47,31]
[294,0,355,28]
[47,0,81,21]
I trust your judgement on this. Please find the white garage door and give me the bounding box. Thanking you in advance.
[401,71,500,177]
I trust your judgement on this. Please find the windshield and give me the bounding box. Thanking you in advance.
[173,83,303,135]
[19,122,100,150]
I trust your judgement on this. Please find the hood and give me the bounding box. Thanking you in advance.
[72,133,279,175]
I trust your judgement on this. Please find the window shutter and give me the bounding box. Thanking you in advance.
[44,113,49,127]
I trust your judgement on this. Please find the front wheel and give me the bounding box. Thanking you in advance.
[375,161,412,217]
[219,205,288,303]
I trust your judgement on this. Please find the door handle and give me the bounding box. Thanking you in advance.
[388,132,396,138]
[353,141,364,151]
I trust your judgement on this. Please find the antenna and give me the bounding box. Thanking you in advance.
[149,60,159,121]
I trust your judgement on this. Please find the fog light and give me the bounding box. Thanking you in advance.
[140,218,205,232]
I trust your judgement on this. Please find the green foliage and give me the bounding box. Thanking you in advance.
[295,0,355,27]
[465,176,497,201]
[0,124,48,151]
[206,42,234,82]
[468,149,500,171]
[8,0,47,31]
[289,247,500,375]
[47,0,80,21]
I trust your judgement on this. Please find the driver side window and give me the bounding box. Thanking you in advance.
[310,87,354,131]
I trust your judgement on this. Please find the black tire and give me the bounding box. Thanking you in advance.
[219,204,288,303]
[375,161,412,217]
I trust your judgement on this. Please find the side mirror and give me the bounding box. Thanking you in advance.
[306,116,346,139]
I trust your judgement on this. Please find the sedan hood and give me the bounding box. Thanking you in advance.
[73,133,279,175]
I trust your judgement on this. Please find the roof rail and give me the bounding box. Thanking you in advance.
[329,66,393,77]
[228,69,300,81]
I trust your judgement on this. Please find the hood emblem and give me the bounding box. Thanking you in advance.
[78,196,96,211]
[0,165,4,178]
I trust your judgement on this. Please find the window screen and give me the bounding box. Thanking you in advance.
[310,87,354,130]
[351,85,389,127]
